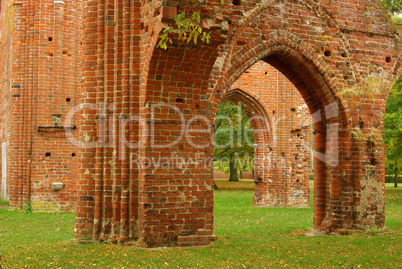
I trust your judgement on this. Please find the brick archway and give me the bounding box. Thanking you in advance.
[210,40,347,230]
[210,36,349,122]
[0,0,400,249]
[393,53,402,82]
[220,74,311,209]
[72,0,400,247]
[220,89,275,206]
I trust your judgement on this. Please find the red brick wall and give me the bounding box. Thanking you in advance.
[71,0,397,246]
[2,0,82,211]
[0,1,312,214]
[0,0,14,202]
[1,0,400,248]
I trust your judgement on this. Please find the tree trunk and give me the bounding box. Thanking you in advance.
[240,170,243,180]
[252,170,254,178]
[213,180,219,190]
[228,159,239,182]
[394,162,398,188]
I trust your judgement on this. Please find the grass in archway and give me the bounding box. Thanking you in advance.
[215,178,255,190]
[0,187,401,268]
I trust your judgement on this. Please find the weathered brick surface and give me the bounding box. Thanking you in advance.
[78,0,399,246]
[103,0,399,246]
[0,0,400,248]
[0,0,82,211]
[0,0,13,202]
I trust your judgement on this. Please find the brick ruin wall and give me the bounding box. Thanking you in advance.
[0,0,400,248]
[72,0,398,246]
[0,0,311,211]
[0,0,13,202]
[0,0,82,211]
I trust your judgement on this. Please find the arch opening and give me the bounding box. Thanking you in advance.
[213,61,312,210]
[384,76,402,188]
[213,99,257,184]
[210,43,348,232]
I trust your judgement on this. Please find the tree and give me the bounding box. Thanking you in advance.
[384,76,402,187]
[382,0,402,14]
[214,101,254,181]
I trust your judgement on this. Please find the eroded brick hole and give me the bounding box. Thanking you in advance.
[233,0,241,6]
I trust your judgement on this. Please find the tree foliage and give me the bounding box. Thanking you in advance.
[214,101,254,181]
[384,76,402,187]
[157,11,211,49]
[157,0,224,49]
[382,0,402,14]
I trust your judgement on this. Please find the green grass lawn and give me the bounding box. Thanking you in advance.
[0,185,401,268]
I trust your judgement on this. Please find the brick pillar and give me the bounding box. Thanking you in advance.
[346,95,387,232]
[8,0,34,209]
[137,44,220,247]
[74,0,99,242]
[0,0,18,203]
[8,1,24,208]
[75,0,142,243]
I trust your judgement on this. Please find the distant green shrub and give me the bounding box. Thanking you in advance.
[391,15,402,24]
